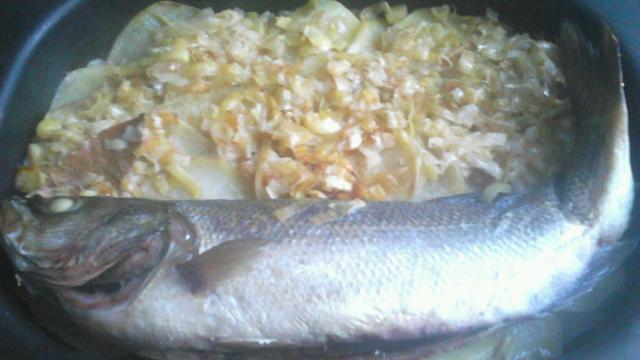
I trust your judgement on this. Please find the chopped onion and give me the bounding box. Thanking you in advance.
[20,0,573,204]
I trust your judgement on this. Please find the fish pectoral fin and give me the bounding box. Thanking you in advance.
[175,238,268,295]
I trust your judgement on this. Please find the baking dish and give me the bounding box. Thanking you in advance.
[0,0,638,358]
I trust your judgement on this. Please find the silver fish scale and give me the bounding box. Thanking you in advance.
[125,184,583,346]
[173,188,562,254]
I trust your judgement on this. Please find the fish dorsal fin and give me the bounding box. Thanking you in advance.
[176,238,268,295]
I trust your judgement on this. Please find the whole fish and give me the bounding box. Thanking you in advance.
[0,23,633,358]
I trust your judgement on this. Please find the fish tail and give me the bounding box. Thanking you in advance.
[559,22,622,123]
[557,22,631,231]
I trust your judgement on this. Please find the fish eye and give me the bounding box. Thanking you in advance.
[44,197,82,214]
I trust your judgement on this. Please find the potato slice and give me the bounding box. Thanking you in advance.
[428,316,562,360]
[168,119,215,157]
[50,64,119,111]
[177,157,253,200]
[107,1,200,65]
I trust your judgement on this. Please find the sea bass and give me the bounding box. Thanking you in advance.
[0,23,633,358]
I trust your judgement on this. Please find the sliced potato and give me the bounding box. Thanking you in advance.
[496,317,563,360]
[168,120,215,157]
[126,157,251,200]
[50,65,119,111]
[427,316,562,360]
[427,330,499,360]
[107,1,200,65]
[179,157,253,200]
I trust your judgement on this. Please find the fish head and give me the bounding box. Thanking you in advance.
[1,196,190,310]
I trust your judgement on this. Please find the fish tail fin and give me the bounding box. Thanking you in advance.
[557,23,632,238]
[559,22,622,122]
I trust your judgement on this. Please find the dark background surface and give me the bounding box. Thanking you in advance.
[0,0,639,359]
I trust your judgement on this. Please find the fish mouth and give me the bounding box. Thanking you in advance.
[1,196,173,310]
[2,197,30,244]
[56,262,155,310]
[14,227,167,311]
[40,222,168,310]
[1,198,25,236]
[1,197,38,272]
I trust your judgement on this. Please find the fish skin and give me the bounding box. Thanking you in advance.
[0,23,633,357]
